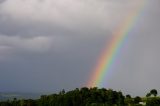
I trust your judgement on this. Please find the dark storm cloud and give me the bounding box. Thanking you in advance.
[0,35,108,92]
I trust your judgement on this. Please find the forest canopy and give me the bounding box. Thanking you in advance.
[0,87,159,106]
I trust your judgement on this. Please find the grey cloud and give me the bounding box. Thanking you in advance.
[0,35,52,52]
[0,34,108,92]
[0,0,160,96]
[0,0,138,37]
[0,0,5,3]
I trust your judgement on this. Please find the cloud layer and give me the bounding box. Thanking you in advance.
[0,0,160,96]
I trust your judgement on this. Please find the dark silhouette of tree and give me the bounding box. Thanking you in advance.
[146,93,151,97]
[146,97,160,106]
[125,94,133,106]
[134,96,141,104]
[150,89,158,97]
[126,94,131,99]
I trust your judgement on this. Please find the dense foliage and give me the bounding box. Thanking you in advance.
[0,87,159,106]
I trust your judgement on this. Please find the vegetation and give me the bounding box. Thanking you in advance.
[150,89,158,97]
[0,88,160,106]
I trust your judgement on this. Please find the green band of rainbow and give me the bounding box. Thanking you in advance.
[87,0,147,87]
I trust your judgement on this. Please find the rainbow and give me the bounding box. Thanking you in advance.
[88,0,147,87]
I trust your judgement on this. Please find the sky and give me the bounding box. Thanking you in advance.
[0,0,160,96]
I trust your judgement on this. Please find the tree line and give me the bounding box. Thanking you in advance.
[0,87,160,106]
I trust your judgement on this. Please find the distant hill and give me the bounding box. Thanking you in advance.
[0,92,40,101]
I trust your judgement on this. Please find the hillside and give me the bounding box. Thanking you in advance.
[0,87,160,106]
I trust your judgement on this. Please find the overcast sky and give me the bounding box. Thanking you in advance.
[0,0,160,96]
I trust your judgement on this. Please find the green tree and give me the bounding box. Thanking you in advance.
[125,95,133,106]
[146,93,151,97]
[126,94,131,99]
[146,97,160,106]
[134,96,141,104]
[150,89,158,97]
